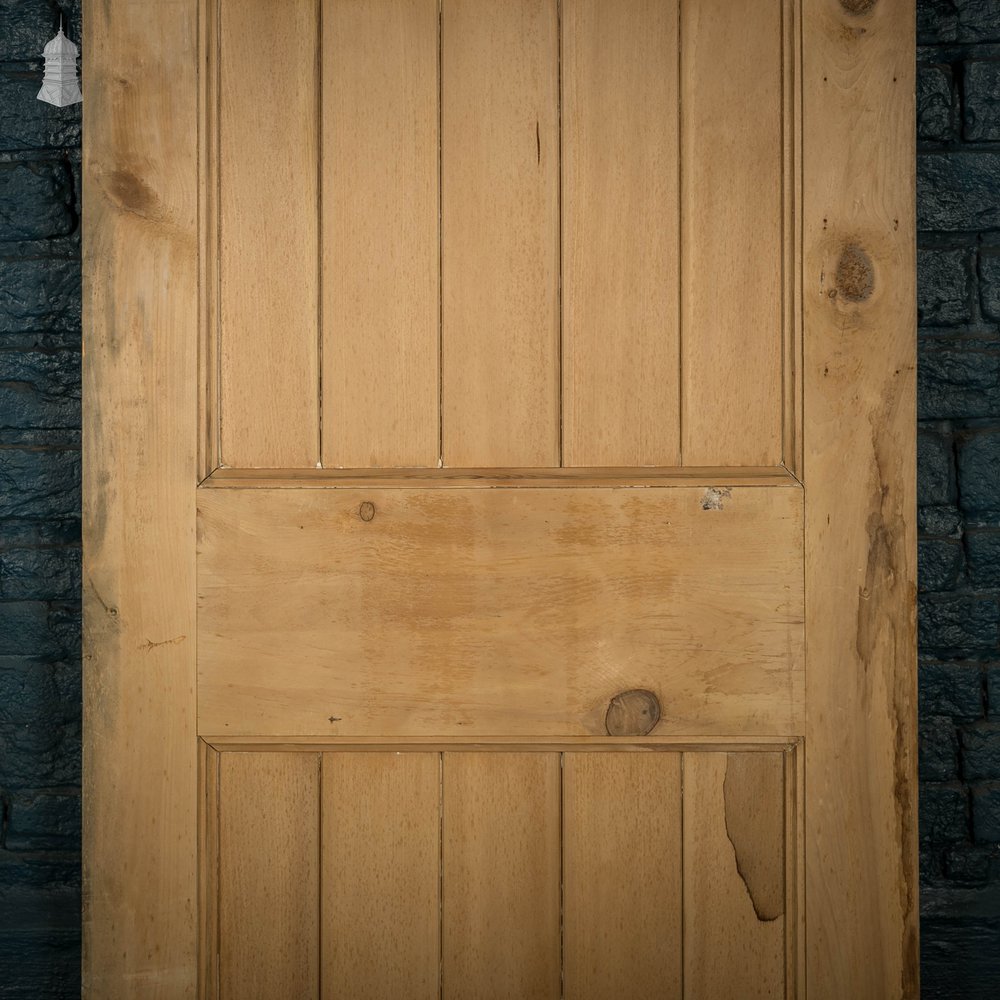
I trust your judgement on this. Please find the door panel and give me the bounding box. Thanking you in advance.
[321,0,440,469]
[321,752,440,999]
[197,485,804,737]
[207,0,794,471]
[679,0,785,466]
[217,753,321,999]
[683,752,787,999]
[218,0,320,468]
[560,0,681,467]
[440,0,562,468]
[562,751,683,999]
[205,747,795,1000]
[441,753,563,999]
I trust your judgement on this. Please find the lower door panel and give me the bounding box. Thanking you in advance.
[201,743,801,1000]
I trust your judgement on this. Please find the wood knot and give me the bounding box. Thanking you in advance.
[840,0,877,14]
[605,689,661,737]
[105,169,159,220]
[358,501,376,522]
[834,244,875,303]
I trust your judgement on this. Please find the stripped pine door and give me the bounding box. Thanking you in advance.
[82,1,917,998]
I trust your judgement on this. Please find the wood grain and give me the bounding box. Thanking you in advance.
[441,753,561,999]
[199,743,220,1000]
[683,752,786,999]
[82,1,199,994]
[322,0,439,468]
[680,0,784,466]
[206,464,798,489]
[441,0,560,467]
[561,0,680,467]
[197,486,804,737]
[321,752,441,999]
[218,0,319,468]
[563,752,683,999]
[803,1,919,996]
[217,753,320,999]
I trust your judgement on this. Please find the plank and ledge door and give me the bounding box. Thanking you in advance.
[214,0,790,472]
[207,747,796,999]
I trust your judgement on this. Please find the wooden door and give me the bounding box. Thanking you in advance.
[82,0,917,997]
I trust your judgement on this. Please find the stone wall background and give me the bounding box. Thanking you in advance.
[1,1,999,996]
[0,2,82,997]
[917,2,1000,996]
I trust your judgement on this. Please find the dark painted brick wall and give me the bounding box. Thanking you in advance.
[918,1,1000,996]
[1,1,999,997]
[0,3,81,998]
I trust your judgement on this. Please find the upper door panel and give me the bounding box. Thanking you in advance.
[208,0,797,471]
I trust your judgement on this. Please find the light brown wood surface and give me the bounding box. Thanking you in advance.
[321,752,441,999]
[680,0,784,466]
[322,0,439,468]
[217,753,319,998]
[561,0,680,467]
[218,0,319,468]
[683,752,786,999]
[563,752,683,999]
[441,0,560,467]
[197,485,804,737]
[803,0,918,996]
[82,1,199,995]
[206,464,798,488]
[85,1,917,995]
[442,753,561,999]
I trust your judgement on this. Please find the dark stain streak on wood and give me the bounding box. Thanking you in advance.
[105,169,160,221]
[835,244,875,302]
[840,0,877,14]
[723,757,784,923]
[858,394,919,997]
[605,689,660,736]
[849,376,919,995]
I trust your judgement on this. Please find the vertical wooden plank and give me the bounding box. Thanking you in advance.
[561,0,680,467]
[683,753,786,1000]
[199,743,221,1000]
[219,0,319,468]
[782,0,803,478]
[218,753,320,999]
[786,744,805,1000]
[322,753,441,999]
[441,0,560,468]
[322,0,440,468]
[200,0,221,479]
[803,1,918,997]
[442,753,561,999]
[82,1,199,995]
[563,752,683,1000]
[681,0,784,466]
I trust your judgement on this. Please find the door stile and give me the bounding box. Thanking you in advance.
[82,1,201,996]
[802,0,918,996]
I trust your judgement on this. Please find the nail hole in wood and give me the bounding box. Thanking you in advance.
[605,689,661,737]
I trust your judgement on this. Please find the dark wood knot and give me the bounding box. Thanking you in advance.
[834,244,875,303]
[605,689,661,737]
[358,501,376,522]
[840,0,877,14]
